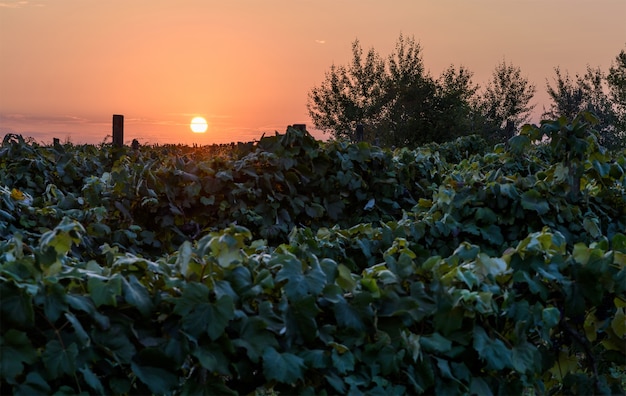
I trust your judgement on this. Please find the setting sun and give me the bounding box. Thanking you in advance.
[190,117,208,133]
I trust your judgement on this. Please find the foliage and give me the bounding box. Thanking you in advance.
[306,39,388,141]
[307,34,480,148]
[544,45,626,150]
[1,115,626,395]
[477,59,537,143]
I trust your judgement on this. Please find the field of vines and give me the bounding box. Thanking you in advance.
[1,113,625,395]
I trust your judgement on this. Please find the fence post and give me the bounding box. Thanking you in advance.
[112,114,124,147]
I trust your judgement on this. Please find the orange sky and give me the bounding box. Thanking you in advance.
[1,0,625,145]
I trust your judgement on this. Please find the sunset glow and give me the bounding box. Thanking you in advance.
[190,117,208,133]
[0,1,624,145]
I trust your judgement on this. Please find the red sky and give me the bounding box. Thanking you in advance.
[1,0,625,145]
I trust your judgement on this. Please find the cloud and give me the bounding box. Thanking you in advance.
[315,39,326,44]
[0,1,43,8]
[0,113,94,125]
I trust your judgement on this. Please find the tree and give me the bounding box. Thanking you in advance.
[607,47,626,142]
[307,34,479,147]
[380,34,438,147]
[478,60,536,142]
[307,39,387,141]
[542,67,585,120]
[544,58,623,149]
[430,65,480,143]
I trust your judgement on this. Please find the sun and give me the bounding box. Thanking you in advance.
[190,116,208,133]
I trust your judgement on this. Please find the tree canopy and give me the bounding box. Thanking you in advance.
[544,46,626,149]
[308,35,624,149]
[307,34,479,148]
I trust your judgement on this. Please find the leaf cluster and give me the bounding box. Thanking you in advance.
[1,115,626,394]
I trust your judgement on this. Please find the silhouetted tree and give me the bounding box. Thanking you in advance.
[478,60,536,142]
[307,39,387,141]
[380,34,437,147]
[607,47,626,144]
[430,65,480,142]
[307,34,479,148]
[544,55,623,149]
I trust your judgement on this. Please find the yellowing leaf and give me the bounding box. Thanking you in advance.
[611,307,625,338]
[584,312,600,342]
[572,243,591,265]
[10,188,25,201]
[615,297,626,309]
[418,198,433,208]
[549,349,579,379]
[613,251,626,268]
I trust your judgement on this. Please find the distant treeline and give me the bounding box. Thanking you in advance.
[308,34,626,150]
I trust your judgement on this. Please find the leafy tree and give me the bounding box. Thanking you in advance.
[307,39,387,141]
[542,67,585,120]
[607,47,626,141]
[478,60,536,142]
[307,34,479,148]
[431,65,480,142]
[380,34,437,147]
[543,62,622,149]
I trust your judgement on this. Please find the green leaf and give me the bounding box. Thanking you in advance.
[583,217,601,239]
[122,275,153,317]
[40,282,68,322]
[13,372,51,396]
[88,275,122,307]
[405,359,435,393]
[469,377,494,396]
[130,361,179,395]
[232,317,279,362]
[336,263,356,291]
[92,324,136,364]
[305,203,325,218]
[66,294,110,330]
[510,342,538,374]
[542,306,561,329]
[275,253,326,300]
[333,299,366,331]
[79,366,105,395]
[473,326,511,371]
[324,197,345,221]
[480,224,504,245]
[64,312,90,346]
[331,348,355,375]
[521,189,550,215]
[173,282,209,316]
[612,233,626,252]
[262,346,305,384]
[42,340,78,378]
[0,286,34,327]
[192,343,231,376]
[420,332,452,354]
[299,349,328,369]
[181,295,235,340]
[0,329,37,381]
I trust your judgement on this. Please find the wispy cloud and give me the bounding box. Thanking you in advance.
[0,1,44,8]
[315,39,326,44]
[0,113,95,125]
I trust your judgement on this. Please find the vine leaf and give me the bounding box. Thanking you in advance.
[473,326,512,371]
[262,346,305,384]
[122,275,154,317]
[0,329,37,380]
[42,340,78,378]
[275,253,326,301]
